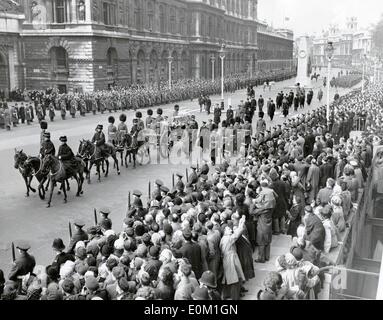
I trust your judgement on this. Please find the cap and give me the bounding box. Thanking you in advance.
[100,207,111,215]
[73,219,85,228]
[176,172,183,178]
[155,179,164,186]
[160,185,169,193]
[16,241,31,251]
[191,164,197,170]
[59,136,67,142]
[133,190,142,197]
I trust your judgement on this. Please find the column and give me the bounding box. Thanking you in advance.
[145,58,150,84]
[131,58,138,83]
[71,0,77,22]
[248,0,252,19]
[195,12,200,37]
[8,47,16,91]
[194,53,201,79]
[85,0,92,22]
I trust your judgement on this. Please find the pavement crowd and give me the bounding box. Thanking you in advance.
[1,77,381,301]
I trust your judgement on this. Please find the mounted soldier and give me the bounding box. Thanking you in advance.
[91,124,107,159]
[40,132,56,158]
[58,136,78,177]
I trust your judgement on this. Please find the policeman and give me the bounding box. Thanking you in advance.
[8,241,36,283]
[132,190,143,209]
[40,132,56,158]
[189,164,198,184]
[67,219,88,254]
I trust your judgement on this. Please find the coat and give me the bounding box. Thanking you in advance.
[270,180,288,218]
[304,213,325,251]
[306,164,320,202]
[67,229,88,254]
[220,223,246,285]
[8,252,36,281]
[174,241,204,279]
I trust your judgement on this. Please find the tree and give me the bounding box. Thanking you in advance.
[373,14,383,54]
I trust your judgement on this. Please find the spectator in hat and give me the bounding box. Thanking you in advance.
[199,270,221,300]
[303,206,326,251]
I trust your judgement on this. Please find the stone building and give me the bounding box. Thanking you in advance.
[0,0,294,94]
[0,1,25,96]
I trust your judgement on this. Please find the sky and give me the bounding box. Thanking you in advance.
[258,0,383,37]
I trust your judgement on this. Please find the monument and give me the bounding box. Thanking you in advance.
[295,36,312,88]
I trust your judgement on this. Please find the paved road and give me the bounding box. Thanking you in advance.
[0,75,350,282]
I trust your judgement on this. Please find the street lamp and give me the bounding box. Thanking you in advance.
[325,41,334,128]
[210,55,216,82]
[219,44,226,103]
[168,55,173,90]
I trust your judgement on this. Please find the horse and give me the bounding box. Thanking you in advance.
[78,140,120,183]
[311,73,320,82]
[41,154,86,208]
[14,149,47,199]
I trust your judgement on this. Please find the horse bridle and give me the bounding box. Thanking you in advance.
[47,156,64,178]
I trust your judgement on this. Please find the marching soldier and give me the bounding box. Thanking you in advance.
[40,132,55,158]
[67,219,88,254]
[18,102,25,124]
[213,104,221,125]
[107,116,117,145]
[136,111,145,132]
[10,104,19,127]
[79,97,86,116]
[48,102,55,122]
[146,109,154,129]
[60,99,67,120]
[8,241,36,284]
[70,98,77,118]
[226,105,234,125]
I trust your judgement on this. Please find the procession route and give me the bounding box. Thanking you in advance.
[0,74,356,300]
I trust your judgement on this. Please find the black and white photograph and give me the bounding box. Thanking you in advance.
[0,0,383,307]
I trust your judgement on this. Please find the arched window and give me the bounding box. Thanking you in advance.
[159,5,166,33]
[107,47,117,66]
[147,1,154,31]
[170,8,176,34]
[50,47,68,70]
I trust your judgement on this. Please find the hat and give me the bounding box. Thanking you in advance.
[100,207,111,216]
[160,185,169,193]
[199,271,217,288]
[191,164,197,170]
[43,132,51,138]
[147,109,153,116]
[191,287,210,300]
[135,111,142,119]
[40,120,48,130]
[119,114,127,122]
[176,172,183,178]
[157,108,163,115]
[59,136,67,143]
[85,276,99,291]
[108,116,115,124]
[16,241,31,251]
[96,124,103,130]
[52,238,65,251]
[133,190,142,197]
[74,219,85,228]
[155,179,164,186]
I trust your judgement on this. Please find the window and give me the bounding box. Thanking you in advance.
[53,0,68,23]
[134,0,142,30]
[179,10,185,35]
[159,5,165,33]
[51,47,68,71]
[170,8,176,34]
[103,2,116,25]
[147,1,154,31]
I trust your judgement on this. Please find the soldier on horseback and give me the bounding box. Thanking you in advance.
[58,136,78,176]
[40,132,56,158]
[91,124,107,159]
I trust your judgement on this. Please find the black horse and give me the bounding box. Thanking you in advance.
[41,154,86,208]
[311,73,320,82]
[14,149,47,199]
[78,140,120,183]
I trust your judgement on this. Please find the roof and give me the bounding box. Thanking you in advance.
[0,0,23,15]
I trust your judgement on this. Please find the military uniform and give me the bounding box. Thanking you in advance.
[58,137,77,176]
[67,220,88,254]
[91,126,107,159]
[8,242,36,282]
[40,135,56,157]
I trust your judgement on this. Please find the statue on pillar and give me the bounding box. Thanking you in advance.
[78,0,86,21]
[31,0,47,29]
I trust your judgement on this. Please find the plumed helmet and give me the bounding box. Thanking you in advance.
[157,108,163,115]
[174,105,180,111]
[135,111,142,119]
[40,120,48,130]
[119,114,127,122]
[147,109,153,116]
[108,116,115,124]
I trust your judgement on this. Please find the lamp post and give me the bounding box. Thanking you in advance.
[219,44,226,103]
[168,55,173,90]
[211,55,216,82]
[325,41,334,129]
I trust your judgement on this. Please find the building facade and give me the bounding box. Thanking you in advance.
[0,0,294,94]
[312,17,373,69]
